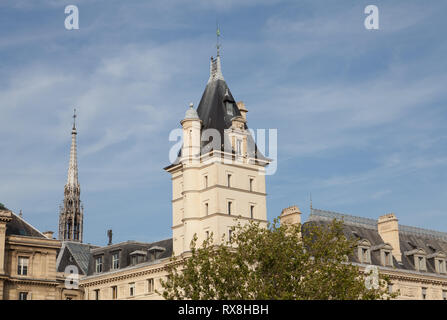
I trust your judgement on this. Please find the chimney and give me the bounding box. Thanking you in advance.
[279,205,301,225]
[43,231,54,239]
[107,229,113,246]
[377,213,402,263]
[236,101,248,121]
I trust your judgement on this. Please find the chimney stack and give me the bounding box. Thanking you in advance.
[377,213,402,263]
[236,101,248,121]
[279,205,301,225]
[43,231,54,239]
[107,229,113,246]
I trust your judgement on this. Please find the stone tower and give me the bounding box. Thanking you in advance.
[58,110,84,242]
[165,51,271,256]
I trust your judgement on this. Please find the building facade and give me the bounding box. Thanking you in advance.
[279,206,447,300]
[0,207,61,300]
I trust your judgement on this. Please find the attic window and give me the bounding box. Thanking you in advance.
[416,256,427,271]
[383,250,393,266]
[357,240,371,264]
[226,104,234,116]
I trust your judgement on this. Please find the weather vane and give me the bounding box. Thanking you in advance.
[216,22,221,56]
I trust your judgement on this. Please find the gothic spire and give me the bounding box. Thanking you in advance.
[59,108,83,242]
[67,108,79,187]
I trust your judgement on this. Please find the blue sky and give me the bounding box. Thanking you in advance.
[1,0,446,245]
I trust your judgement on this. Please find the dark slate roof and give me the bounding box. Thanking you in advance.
[56,241,98,275]
[6,212,46,238]
[169,57,268,166]
[86,238,173,276]
[307,208,447,275]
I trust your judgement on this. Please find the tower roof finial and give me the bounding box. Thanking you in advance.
[72,108,77,131]
[216,22,221,57]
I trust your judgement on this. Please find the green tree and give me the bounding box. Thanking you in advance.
[160,219,395,300]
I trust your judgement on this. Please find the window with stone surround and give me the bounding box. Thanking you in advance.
[129,282,135,297]
[111,286,117,299]
[95,256,103,273]
[18,292,28,300]
[17,256,29,276]
[148,278,154,293]
[111,252,119,270]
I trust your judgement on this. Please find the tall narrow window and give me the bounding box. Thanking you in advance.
[129,283,135,297]
[236,139,242,156]
[111,286,117,300]
[250,205,254,219]
[438,260,446,273]
[205,203,209,216]
[95,256,103,273]
[229,230,233,242]
[204,175,208,188]
[111,253,119,270]
[443,290,447,300]
[94,289,100,300]
[19,292,28,300]
[206,231,210,239]
[227,174,232,187]
[17,256,29,276]
[422,287,427,300]
[388,284,393,295]
[228,201,232,215]
[148,278,154,293]
[249,178,254,192]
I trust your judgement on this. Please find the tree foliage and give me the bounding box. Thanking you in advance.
[160,219,395,300]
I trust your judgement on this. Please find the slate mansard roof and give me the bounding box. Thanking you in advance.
[56,241,99,275]
[171,55,268,165]
[308,208,447,275]
[6,211,46,238]
[85,238,173,276]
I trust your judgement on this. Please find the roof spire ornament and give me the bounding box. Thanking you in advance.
[216,22,221,57]
[208,25,225,84]
[72,108,77,131]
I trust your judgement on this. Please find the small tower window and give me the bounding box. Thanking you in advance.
[422,287,427,300]
[228,201,232,215]
[250,205,254,219]
[236,139,242,156]
[249,178,254,192]
[227,174,232,187]
[204,175,208,188]
[205,203,209,216]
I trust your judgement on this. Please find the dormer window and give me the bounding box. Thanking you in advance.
[130,250,147,265]
[417,256,426,271]
[236,139,242,156]
[405,248,427,272]
[427,251,447,274]
[372,243,393,267]
[384,250,392,266]
[95,256,103,273]
[437,259,446,273]
[111,252,119,270]
[357,239,371,264]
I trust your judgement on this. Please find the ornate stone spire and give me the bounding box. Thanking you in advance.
[67,109,79,187]
[59,109,83,242]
